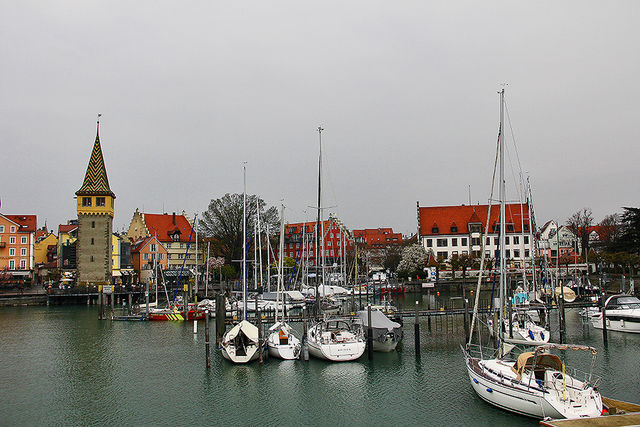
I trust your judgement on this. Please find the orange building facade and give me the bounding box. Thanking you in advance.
[0,214,37,279]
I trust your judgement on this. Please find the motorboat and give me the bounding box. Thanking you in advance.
[307,317,366,362]
[463,344,602,419]
[591,295,640,333]
[356,308,402,352]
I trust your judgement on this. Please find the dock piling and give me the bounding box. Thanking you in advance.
[367,304,373,360]
[414,301,420,357]
[205,310,211,368]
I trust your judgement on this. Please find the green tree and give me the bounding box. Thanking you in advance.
[458,253,476,280]
[617,207,640,254]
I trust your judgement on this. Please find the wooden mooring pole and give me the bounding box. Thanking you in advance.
[215,293,225,344]
[367,304,373,360]
[205,310,211,368]
[414,301,420,357]
[601,296,608,346]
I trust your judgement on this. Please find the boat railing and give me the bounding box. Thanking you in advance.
[466,343,502,360]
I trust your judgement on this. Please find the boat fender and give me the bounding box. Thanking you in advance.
[473,378,478,384]
[540,332,545,341]
[528,330,535,340]
[486,388,493,393]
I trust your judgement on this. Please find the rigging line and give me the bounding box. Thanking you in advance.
[504,101,525,183]
[468,113,501,347]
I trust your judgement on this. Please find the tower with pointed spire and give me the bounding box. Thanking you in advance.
[75,117,115,285]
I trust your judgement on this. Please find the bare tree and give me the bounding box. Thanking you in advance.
[200,193,279,266]
[566,207,593,256]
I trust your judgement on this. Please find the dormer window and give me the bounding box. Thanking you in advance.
[171,233,180,242]
[82,197,92,207]
[432,227,439,233]
[524,224,529,232]
[469,224,482,233]
[451,226,458,233]
[96,197,105,207]
[506,224,515,232]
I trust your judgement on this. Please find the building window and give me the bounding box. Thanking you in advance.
[172,234,180,242]
[451,238,458,247]
[437,251,448,259]
[10,236,16,244]
[426,239,432,248]
[486,237,490,245]
[10,226,16,233]
[505,236,510,245]
[525,249,530,258]
[485,250,490,258]
[432,227,439,233]
[82,197,92,207]
[469,224,481,233]
[524,224,529,232]
[495,250,500,258]
[472,250,481,258]
[452,251,458,257]
[451,226,458,233]
[513,249,520,258]
[524,236,529,245]
[96,197,105,207]
[166,243,171,249]
[180,243,184,249]
[551,250,557,257]
[91,221,95,228]
[494,237,499,245]
[436,238,447,247]
[506,250,511,258]
[461,238,467,246]
[513,236,520,245]
[167,254,172,259]
[178,254,183,259]
[20,248,26,256]
[0,226,4,233]
[9,260,15,269]
[90,256,94,262]
[9,248,15,256]
[507,224,515,232]
[151,243,157,252]
[462,250,468,255]
[471,237,481,246]
[91,238,94,245]
[21,236,27,244]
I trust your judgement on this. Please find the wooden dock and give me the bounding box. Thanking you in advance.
[540,398,640,427]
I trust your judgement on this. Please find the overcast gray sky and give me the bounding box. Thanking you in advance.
[1,1,638,235]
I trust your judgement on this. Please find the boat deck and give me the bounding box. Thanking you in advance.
[539,398,640,427]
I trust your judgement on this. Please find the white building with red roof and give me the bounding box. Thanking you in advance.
[417,202,534,267]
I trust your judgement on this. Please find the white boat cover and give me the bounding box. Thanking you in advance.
[356,310,402,342]
[225,320,259,343]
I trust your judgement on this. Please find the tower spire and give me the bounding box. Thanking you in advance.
[76,114,115,198]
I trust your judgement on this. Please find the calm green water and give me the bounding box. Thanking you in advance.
[1,294,638,426]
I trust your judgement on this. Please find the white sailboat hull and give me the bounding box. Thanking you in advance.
[267,322,301,360]
[307,339,366,362]
[221,344,259,364]
[464,353,602,419]
[372,335,399,352]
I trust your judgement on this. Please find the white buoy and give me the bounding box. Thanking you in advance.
[193,320,198,334]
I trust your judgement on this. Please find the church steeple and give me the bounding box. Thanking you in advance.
[76,116,115,198]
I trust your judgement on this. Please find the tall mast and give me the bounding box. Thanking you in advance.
[498,88,506,356]
[242,163,247,320]
[316,126,323,309]
[276,204,285,323]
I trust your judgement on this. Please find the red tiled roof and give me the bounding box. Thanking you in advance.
[59,224,78,233]
[143,213,194,243]
[419,203,530,236]
[5,215,37,232]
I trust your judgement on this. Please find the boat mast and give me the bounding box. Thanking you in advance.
[276,203,285,323]
[498,88,506,357]
[316,126,323,310]
[242,163,248,320]
[257,200,263,290]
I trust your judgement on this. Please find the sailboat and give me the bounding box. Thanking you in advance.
[220,164,260,364]
[267,204,302,360]
[306,126,366,362]
[462,89,602,419]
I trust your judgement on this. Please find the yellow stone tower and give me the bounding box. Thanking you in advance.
[75,117,115,285]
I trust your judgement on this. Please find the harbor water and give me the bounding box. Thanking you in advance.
[1,294,639,426]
